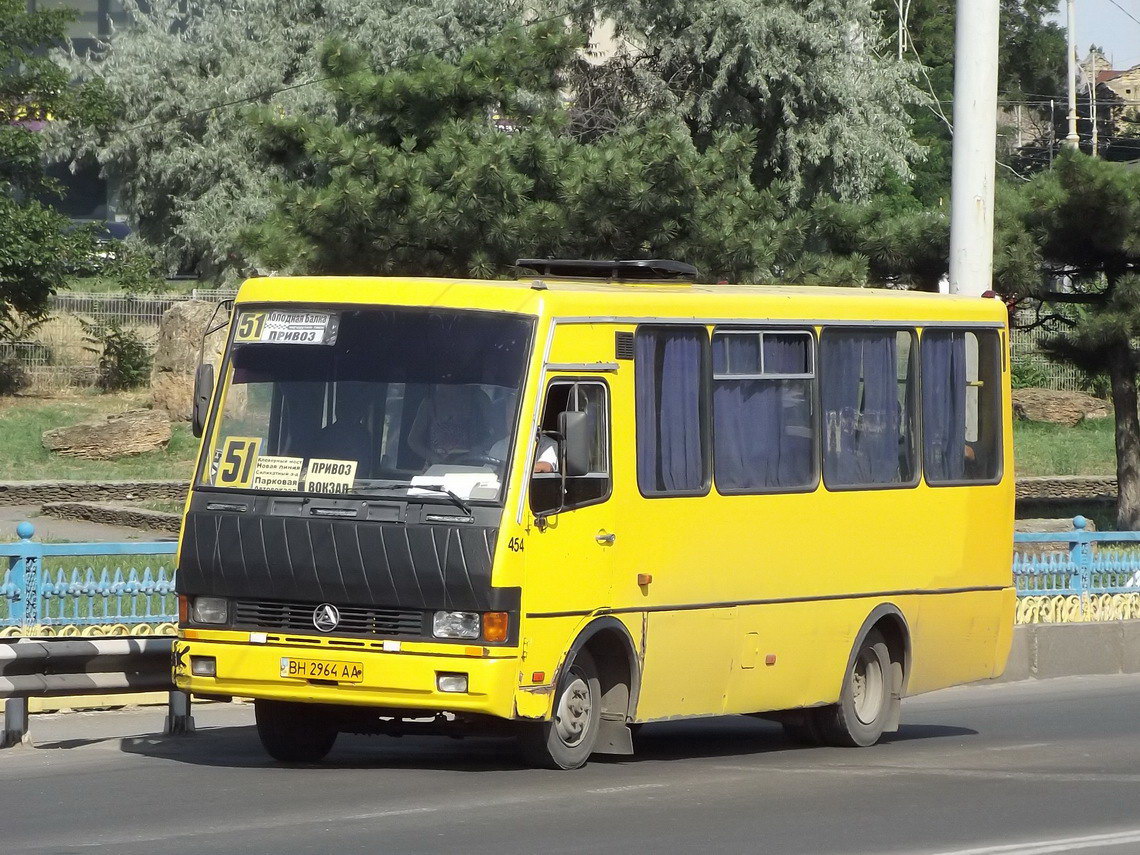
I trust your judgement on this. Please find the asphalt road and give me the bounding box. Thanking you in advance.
[3,674,1140,855]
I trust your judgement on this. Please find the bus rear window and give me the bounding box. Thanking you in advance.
[922,329,1002,485]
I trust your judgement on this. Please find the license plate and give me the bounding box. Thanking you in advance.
[280,657,364,683]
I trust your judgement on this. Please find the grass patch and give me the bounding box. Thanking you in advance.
[1013,417,1116,477]
[0,392,199,481]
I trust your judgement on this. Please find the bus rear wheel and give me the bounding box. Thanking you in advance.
[517,649,602,770]
[255,699,338,763]
[813,630,894,748]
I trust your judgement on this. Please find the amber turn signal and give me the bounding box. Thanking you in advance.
[482,611,509,642]
[177,594,189,624]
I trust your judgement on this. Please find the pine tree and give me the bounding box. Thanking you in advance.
[1012,154,1140,528]
[247,24,786,284]
[54,0,524,281]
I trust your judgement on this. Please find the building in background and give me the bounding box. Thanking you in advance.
[28,0,128,222]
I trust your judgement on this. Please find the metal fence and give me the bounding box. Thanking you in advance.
[8,289,233,394]
[1009,325,1087,393]
[0,522,177,633]
[1013,517,1140,595]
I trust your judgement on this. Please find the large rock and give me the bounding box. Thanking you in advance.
[150,300,227,420]
[42,409,173,459]
[1012,387,1110,427]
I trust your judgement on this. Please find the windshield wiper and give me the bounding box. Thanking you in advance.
[407,484,472,515]
[350,480,473,515]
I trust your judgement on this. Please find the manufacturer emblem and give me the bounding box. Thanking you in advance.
[313,603,340,632]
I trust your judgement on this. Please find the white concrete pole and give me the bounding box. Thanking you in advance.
[948,0,1000,296]
[1088,63,1098,156]
[1065,0,1080,149]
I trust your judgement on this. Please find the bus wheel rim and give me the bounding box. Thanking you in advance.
[554,674,592,747]
[852,648,885,725]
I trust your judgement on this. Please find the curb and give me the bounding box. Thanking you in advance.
[992,620,1140,682]
[40,501,181,534]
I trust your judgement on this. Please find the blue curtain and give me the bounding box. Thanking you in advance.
[922,332,967,482]
[822,332,901,486]
[636,329,705,493]
[713,335,812,490]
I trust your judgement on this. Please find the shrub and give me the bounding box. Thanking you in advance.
[81,319,152,391]
[0,355,30,395]
[1010,359,1050,389]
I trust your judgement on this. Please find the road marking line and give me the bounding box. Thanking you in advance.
[925,828,1140,855]
[587,783,666,794]
[713,763,1140,784]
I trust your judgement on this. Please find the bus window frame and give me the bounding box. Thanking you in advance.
[819,325,923,494]
[709,325,822,497]
[634,324,713,500]
[920,326,1005,489]
[529,376,614,516]
[194,302,537,506]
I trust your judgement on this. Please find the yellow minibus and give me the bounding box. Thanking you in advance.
[174,259,1014,769]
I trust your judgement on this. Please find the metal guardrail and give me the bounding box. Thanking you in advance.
[0,636,192,747]
[0,523,186,747]
[1013,516,1140,596]
[1,522,178,629]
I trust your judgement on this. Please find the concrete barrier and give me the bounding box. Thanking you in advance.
[995,619,1140,683]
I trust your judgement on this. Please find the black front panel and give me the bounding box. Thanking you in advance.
[178,494,510,613]
[232,600,426,637]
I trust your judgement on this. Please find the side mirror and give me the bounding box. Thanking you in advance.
[558,410,591,477]
[192,363,214,439]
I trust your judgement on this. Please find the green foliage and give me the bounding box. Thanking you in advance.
[248,25,786,283]
[56,0,525,281]
[80,319,152,392]
[1009,359,1050,389]
[0,0,108,342]
[801,194,948,290]
[593,0,923,202]
[93,240,166,293]
[0,355,30,396]
[873,0,1065,199]
[1004,154,1140,376]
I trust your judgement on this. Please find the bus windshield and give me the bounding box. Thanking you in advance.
[201,306,533,502]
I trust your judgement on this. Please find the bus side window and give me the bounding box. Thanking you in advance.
[634,326,710,496]
[711,329,816,493]
[922,329,1002,484]
[530,381,611,515]
[820,328,918,489]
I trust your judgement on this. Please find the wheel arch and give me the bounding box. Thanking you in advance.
[562,616,642,722]
[848,604,912,696]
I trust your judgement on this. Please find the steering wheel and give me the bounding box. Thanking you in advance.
[448,452,503,468]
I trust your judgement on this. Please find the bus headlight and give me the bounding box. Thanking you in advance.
[432,611,480,639]
[191,597,229,625]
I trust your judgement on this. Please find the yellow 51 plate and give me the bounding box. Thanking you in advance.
[280,657,364,683]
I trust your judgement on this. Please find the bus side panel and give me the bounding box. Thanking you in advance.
[722,600,862,716]
[904,587,1016,694]
[634,608,738,720]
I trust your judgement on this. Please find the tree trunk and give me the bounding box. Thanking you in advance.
[1108,340,1140,530]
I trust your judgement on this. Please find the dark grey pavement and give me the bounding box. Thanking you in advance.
[3,674,1140,854]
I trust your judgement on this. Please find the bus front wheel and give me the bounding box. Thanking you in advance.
[517,649,602,769]
[813,629,894,748]
[255,699,338,763]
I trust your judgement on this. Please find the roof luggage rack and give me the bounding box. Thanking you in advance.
[515,258,698,283]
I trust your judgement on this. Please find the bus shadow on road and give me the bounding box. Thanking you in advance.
[114,716,978,771]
